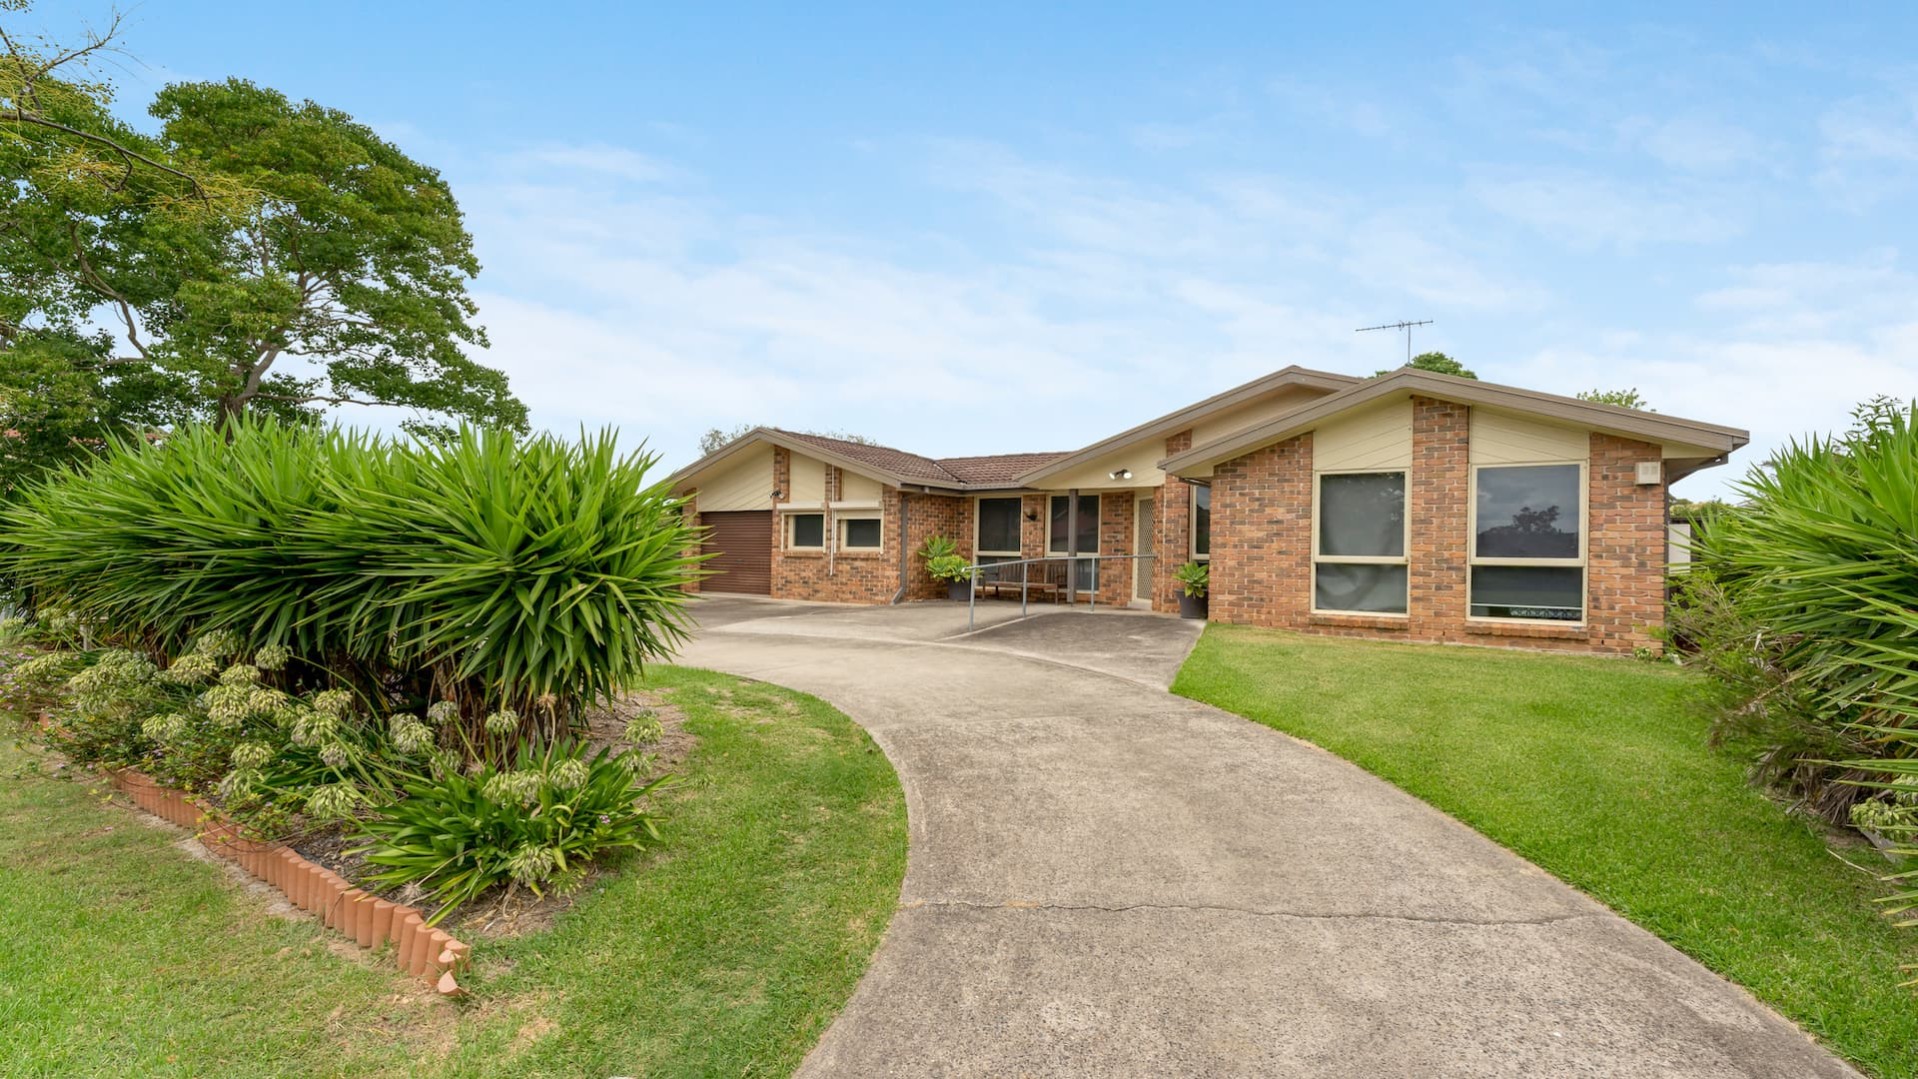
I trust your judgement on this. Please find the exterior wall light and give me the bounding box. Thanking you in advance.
[1108,468,1132,480]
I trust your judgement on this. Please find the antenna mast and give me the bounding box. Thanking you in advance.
[1356,319,1434,365]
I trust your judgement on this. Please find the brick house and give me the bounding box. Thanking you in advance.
[669,366,1747,654]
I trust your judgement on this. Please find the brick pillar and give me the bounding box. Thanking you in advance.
[1209,434,1312,628]
[1097,492,1133,605]
[681,495,702,593]
[1587,433,1666,653]
[1408,397,1470,640]
[1155,429,1194,613]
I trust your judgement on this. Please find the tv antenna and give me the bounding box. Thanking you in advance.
[1356,319,1433,365]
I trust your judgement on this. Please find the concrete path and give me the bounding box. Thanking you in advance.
[679,596,1856,1078]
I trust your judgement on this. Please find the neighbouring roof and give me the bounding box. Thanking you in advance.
[1160,368,1751,482]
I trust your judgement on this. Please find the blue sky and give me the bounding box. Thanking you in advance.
[28,1,1918,497]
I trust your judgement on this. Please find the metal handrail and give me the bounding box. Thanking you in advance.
[962,553,1157,630]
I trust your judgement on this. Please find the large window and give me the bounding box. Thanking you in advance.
[1469,463,1584,621]
[839,515,881,549]
[1190,484,1211,561]
[975,497,1023,563]
[1313,471,1407,613]
[1048,494,1100,590]
[785,512,824,550]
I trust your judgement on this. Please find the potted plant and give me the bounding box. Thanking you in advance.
[1174,561,1209,620]
[918,535,973,601]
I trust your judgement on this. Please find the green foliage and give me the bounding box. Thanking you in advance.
[1375,351,1476,379]
[916,534,972,583]
[353,741,668,925]
[1,5,524,434]
[1677,396,1918,947]
[1174,560,1209,598]
[0,418,705,737]
[1576,387,1652,410]
[697,424,878,456]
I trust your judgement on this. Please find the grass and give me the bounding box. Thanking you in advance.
[0,666,906,1078]
[1172,623,1918,1079]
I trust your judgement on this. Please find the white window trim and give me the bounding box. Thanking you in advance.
[1189,483,1211,563]
[836,511,883,550]
[784,510,826,551]
[1045,493,1101,557]
[973,496,1024,559]
[1310,468,1410,617]
[1466,460,1589,625]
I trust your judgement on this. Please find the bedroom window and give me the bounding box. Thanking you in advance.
[839,515,882,549]
[1312,471,1408,614]
[1469,463,1585,621]
[785,512,824,550]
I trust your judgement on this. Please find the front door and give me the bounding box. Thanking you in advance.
[1134,493,1155,604]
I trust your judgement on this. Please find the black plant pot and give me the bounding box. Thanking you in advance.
[1178,592,1208,620]
[948,581,970,602]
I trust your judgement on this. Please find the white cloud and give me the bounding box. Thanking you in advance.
[1469,169,1742,251]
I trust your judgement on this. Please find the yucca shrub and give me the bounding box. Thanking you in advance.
[1680,398,1918,934]
[352,741,669,925]
[0,419,703,752]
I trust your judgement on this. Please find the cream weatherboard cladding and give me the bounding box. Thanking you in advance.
[695,444,775,512]
[788,454,827,505]
[1469,408,1590,465]
[1312,399,1413,472]
[840,470,884,504]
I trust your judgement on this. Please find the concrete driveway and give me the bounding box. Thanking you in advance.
[678,595,1855,1078]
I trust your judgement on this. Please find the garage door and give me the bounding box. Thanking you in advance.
[699,511,772,595]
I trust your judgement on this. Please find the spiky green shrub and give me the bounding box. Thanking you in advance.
[0,419,703,746]
[1680,398,1918,936]
[353,741,668,924]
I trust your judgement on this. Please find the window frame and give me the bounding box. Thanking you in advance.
[1310,468,1410,617]
[784,510,826,551]
[1189,483,1211,563]
[1466,460,1588,624]
[1045,493,1101,557]
[837,512,882,551]
[973,496,1024,559]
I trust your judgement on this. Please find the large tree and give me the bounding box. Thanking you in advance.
[2,3,526,443]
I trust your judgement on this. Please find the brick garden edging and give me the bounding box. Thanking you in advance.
[102,766,472,996]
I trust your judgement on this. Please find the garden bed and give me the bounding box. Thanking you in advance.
[1,666,907,1077]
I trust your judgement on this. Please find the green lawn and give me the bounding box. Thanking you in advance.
[1172,624,1918,1078]
[0,666,906,1079]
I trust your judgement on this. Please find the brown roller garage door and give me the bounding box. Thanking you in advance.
[699,511,772,595]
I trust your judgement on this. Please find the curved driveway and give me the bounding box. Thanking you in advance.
[680,596,1854,1079]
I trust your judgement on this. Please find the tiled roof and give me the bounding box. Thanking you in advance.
[773,430,1068,489]
[936,452,1070,487]
[774,430,963,484]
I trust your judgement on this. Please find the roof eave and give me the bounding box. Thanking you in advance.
[1160,370,1751,475]
[1013,365,1360,487]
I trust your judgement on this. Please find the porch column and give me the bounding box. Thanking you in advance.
[1065,487,1079,604]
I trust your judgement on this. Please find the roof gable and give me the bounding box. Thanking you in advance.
[1160,370,1750,480]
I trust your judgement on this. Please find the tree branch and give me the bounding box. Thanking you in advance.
[63,219,150,361]
[251,391,385,408]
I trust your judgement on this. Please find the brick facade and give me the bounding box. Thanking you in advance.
[721,408,1674,654]
[1204,397,1668,655]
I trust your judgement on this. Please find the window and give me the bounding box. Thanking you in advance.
[786,512,824,550]
[1312,471,1407,613]
[1048,493,1100,590]
[1047,494,1100,554]
[1191,484,1211,561]
[839,515,882,549]
[1469,463,1584,621]
[975,497,1022,559]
